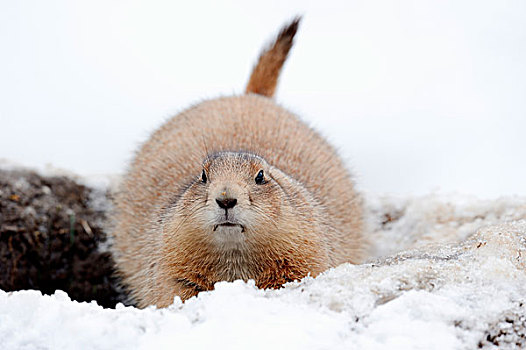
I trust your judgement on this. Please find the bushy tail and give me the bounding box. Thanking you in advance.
[245,17,301,97]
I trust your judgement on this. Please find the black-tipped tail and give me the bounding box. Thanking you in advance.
[245,17,301,97]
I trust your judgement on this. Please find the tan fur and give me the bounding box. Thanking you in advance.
[245,17,300,97]
[110,18,365,308]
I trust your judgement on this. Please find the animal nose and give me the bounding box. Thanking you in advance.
[216,197,237,209]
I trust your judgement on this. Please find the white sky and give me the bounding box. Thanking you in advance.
[1,0,525,197]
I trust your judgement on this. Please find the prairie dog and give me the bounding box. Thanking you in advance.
[111,18,365,308]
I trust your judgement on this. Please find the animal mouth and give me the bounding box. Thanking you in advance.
[213,222,245,232]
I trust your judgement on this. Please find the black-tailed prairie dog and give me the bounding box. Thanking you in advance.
[111,17,365,308]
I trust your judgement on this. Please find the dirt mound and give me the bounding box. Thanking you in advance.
[0,169,126,308]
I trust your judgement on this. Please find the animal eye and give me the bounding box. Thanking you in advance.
[255,170,265,185]
[201,170,207,183]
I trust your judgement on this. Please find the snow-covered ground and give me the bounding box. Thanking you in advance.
[1,179,525,349]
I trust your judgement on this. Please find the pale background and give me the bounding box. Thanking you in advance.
[1,0,525,197]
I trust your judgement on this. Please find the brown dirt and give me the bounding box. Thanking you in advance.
[0,168,127,308]
[478,302,526,349]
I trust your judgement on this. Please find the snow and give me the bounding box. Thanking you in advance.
[1,185,525,349]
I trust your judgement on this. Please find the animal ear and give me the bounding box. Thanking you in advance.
[245,17,301,98]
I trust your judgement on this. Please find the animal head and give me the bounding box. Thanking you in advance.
[164,152,298,251]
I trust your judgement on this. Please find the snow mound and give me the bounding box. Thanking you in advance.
[1,194,526,349]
